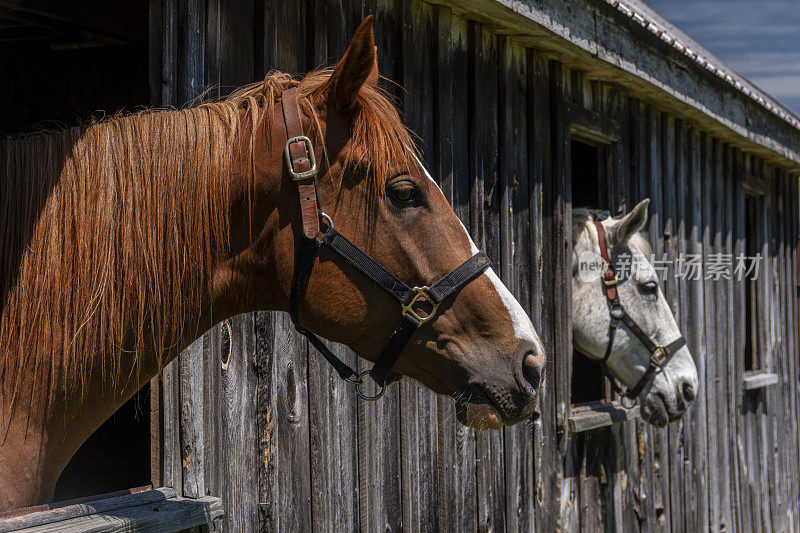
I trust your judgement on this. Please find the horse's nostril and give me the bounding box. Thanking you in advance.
[522,352,544,390]
[681,380,696,402]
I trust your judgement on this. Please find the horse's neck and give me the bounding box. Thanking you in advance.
[1,108,258,423]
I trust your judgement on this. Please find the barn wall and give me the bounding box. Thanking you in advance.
[152,0,800,531]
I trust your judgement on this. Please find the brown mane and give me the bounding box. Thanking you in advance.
[0,68,416,414]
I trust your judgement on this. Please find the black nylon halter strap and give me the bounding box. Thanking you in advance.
[318,226,416,305]
[367,250,492,386]
[289,225,491,389]
[281,89,491,397]
[593,220,687,400]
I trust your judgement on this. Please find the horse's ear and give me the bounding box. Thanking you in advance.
[614,198,650,244]
[324,16,378,111]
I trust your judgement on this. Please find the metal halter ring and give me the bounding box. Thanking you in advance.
[354,370,387,401]
[343,374,364,386]
[319,211,334,229]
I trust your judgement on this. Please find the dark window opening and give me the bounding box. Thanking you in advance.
[744,195,762,372]
[571,140,601,209]
[1,2,153,502]
[53,385,151,501]
[571,139,609,405]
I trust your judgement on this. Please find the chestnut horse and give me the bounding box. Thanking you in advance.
[0,17,545,510]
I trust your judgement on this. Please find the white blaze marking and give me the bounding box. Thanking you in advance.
[410,150,541,347]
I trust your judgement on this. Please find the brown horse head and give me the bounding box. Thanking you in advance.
[0,14,545,513]
[230,17,545,428]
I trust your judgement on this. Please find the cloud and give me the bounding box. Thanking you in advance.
[644,0,800,115]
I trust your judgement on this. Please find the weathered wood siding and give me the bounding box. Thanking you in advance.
[152,0,800,530]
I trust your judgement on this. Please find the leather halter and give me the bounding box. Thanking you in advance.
[593,218,687,400]
[281,87,490,400]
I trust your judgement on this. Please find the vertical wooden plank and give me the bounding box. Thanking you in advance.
[300,9,361,531]
[472,24,505,533]
[785,172,799,527]
[549,58,577,531]
[744,166,761,533]
[399,2,440,531]
[616,96,644,533]
[684,125,710,533]
[577,432,600,532]
[307,339,360,532]
[787,175,800,528]
[175,0,205,104]
[784,173,800,528]
[356,1,403,530]
[434,10,477,533]
[700,133,721,532]
[630,100,658,532]
[672,118,690,532]
[721,145,740,533]
[779,173,789,530]
[163,0,209,504]
[252,5,276,531]
[758,160,771,533]
[255,311,275,531]
[197,3,261,531]
[258,312,312,532]
[773,168,788,532]
[528,48,558,532]
[713,138,733,532]
[660,114,687,533]
[160,0,177,108]
[607,85,628,213]
[157,0,181,497]
[644,106,671,533]
[630,100,656,532]
[764,163,779,532]
[732,148,752,533]
[213,316,259,532]
[149,0,164,108]
[179,338,206,499]
[258,3,312,531]
[499,37,535,533]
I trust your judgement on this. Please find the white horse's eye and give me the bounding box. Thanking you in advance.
[640,281,658,294]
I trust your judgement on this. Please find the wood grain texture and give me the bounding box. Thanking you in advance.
[149,1,800,530]
[434,10,478,533]
[499,36,535,533]
[399,4,441,531]
[0,488,223,533]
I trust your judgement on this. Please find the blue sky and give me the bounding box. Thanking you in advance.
[645,0,800,115]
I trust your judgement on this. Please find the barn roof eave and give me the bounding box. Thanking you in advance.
[430,0,800,171]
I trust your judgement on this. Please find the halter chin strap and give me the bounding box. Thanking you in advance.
[282,87,490,400]
[593,220,687,400]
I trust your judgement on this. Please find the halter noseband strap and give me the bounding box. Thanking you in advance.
[282,87,490,400]
[593,220,687,400]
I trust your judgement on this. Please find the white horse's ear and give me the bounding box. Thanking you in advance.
[614,198,650,244]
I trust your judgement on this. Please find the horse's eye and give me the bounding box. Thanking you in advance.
[389,181,416,203]
[640,281,658,294]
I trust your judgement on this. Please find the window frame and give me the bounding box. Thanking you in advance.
[563,100,639,432]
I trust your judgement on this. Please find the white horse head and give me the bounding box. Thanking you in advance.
[571,199,699,426]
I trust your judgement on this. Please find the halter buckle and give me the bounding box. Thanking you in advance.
[651,346,668,366]
[284,135,318,180]
[402,286,440,325]
[602,272,619,287]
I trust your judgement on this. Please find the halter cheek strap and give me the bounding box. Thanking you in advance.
[593,220,687,400]
[282,87,490,400]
